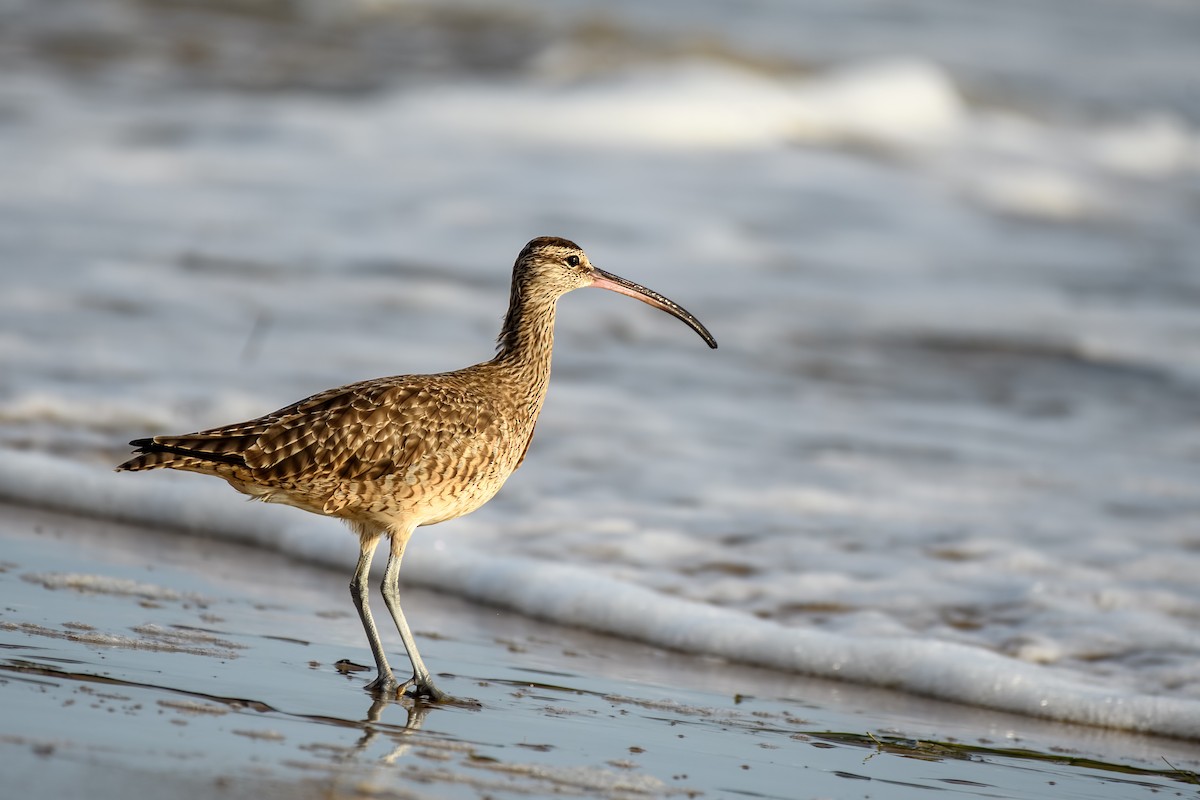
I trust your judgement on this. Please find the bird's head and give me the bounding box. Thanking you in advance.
[512,236,718,349]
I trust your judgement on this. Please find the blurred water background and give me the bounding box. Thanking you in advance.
[1,0,1199,735]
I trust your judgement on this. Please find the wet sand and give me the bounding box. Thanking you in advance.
[2,501,1196,799]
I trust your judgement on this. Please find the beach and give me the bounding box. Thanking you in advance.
[4,500,1198,799]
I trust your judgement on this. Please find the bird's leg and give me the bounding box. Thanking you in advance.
[380,528,449,702]
[349,535,398,694]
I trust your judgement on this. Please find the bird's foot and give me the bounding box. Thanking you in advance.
[401,675,480,706]
[401,675,452,703]
[365,672,474,706]
[364,672,401,696]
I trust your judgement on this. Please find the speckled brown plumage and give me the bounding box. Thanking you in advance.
[118,236,717,702]
[123,369,535,525]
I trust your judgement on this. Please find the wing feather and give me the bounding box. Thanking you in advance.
[123,375,502,483]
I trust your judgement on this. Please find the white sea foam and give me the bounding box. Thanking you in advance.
[391,58,1196,225]
[21,572,187,601]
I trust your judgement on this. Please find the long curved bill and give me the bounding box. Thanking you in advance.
[590,267,718,349]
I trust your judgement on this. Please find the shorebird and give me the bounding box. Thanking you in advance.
[118,236,717,701]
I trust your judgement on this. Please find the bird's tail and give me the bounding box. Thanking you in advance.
[116,436,247,472]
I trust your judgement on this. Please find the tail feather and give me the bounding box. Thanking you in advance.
[117,436,247,472]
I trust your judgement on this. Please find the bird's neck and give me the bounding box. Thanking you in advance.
[491,283,559,402]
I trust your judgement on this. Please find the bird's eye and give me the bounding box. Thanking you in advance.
[566,255,581,267]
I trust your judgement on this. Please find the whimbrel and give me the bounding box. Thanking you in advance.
[118,237,717,701]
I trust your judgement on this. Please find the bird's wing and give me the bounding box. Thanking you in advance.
[127,376,503,486]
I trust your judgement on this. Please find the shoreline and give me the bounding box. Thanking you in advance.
[4,450,1198,742]
[2,500,1197,799]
